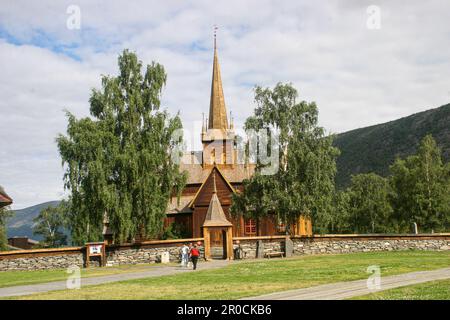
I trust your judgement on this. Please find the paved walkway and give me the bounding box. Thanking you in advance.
[0,259,235,298]
[244,267,450,300]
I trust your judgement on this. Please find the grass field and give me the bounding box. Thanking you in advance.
[4,250,449,300]
[0,263,174,288]
[353,279,450,300]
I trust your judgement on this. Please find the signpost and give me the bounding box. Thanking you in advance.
[85,242,106,267]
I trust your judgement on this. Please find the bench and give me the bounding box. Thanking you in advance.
[264,251,284,259]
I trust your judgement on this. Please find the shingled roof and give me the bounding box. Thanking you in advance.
[202,172,232,227]
[0,185,12,208]
[179,162,255,185]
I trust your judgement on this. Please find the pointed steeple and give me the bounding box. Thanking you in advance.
[203,169,233,227]
[208,28,228,130]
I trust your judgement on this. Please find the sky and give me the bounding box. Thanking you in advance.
[1,0,450,209]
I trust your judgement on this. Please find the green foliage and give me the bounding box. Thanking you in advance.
[231,83,340,234]
[32,205,67,248]
[335,135,449,234]
[345,173,393,233]
[334,103,450,189]
[160,222,190,240]
[321,190,352,234]
[57,49,186,244]
[389,135,450,232]
[233,91,449,234]
[0,206,13,251]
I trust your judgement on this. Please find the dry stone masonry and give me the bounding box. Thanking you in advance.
[292,237,450,255]
[0,235,449,271]
[0,253,84,271]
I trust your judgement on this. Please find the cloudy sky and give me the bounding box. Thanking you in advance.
[1,0,449,209]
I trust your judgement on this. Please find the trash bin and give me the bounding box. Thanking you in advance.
[234,246,242,260]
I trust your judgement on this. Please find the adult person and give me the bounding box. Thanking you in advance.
[189,244,200,270]
[180,243,189,268]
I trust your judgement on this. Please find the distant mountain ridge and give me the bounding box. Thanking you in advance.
[7,201,60,240]
[334,103,450,188]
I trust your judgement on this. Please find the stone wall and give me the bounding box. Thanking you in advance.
[0,239,204,271]
[292,235,450,255]
[234,234,450,259]
[235,237,286,259]
[105,240,204,266]
[1,235,449,272]
[0,248,84,271]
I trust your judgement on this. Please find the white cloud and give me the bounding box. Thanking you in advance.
[0,0,450,208]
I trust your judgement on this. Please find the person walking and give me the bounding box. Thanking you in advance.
[189,244,200,270]
[180,243,189,268]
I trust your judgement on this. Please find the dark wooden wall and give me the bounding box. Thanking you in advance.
[165,212,193,237]
[165,168,280,238]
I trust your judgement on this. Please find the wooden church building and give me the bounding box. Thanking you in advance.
[164,35,312,243]
[0,186,13,208]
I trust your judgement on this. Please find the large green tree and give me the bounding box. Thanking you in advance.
[231,83,339,234]
[345,173,393,233]
[326,190,352,234]
[390,135,450,232]
[57,50,186,244]
[33,205,67,248]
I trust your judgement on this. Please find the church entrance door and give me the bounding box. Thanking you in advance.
[209,227,226,259]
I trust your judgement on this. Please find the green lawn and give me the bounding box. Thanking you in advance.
[0,263,173,288]
[353,279,450,300]
[6,250,450,300]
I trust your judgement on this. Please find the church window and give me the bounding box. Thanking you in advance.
[245,219,257,235]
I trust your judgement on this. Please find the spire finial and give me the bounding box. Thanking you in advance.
[213,25,218,49]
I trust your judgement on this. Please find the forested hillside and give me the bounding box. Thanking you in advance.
[334,103,450,188]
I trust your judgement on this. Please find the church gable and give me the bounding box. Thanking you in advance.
[191,167,235,208]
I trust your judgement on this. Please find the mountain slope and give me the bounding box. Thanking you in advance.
[7,201,60,240]
[334,103,450,188]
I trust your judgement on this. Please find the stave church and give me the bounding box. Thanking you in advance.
[163,35,312,250]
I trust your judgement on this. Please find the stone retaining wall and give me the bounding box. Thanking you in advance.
[0,239,204,271]
[0,248,84,271]
[105,240,205,266]
[234,238,285,259]
[0,234,449,271]
[292,236,450,255]
[233,234,450,259]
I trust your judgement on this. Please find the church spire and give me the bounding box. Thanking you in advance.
[208,27,228,130]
